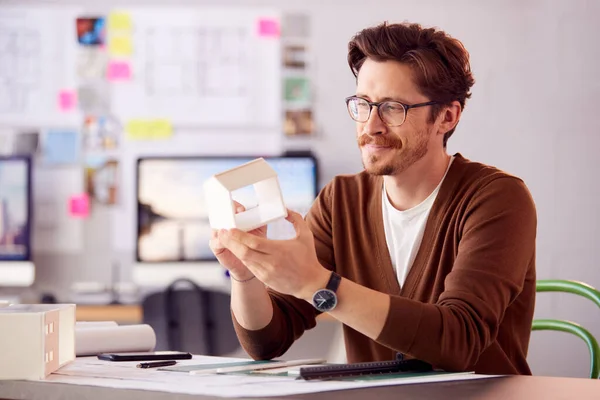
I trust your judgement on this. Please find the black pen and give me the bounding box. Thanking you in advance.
[136,360,177,369]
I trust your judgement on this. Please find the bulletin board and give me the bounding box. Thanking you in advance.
[109,7,281,128]
[0,5,286,256]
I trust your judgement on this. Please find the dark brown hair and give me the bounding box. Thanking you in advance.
[348,22,475,146]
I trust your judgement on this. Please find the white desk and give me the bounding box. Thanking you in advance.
[2,373,600,400]
[0,356,534,400]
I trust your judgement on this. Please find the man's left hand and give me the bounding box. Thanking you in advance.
[217,209,330,301]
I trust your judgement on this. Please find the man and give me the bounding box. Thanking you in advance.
[210,22,537,375]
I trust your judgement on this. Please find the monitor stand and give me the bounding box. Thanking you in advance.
[0,261,35,286]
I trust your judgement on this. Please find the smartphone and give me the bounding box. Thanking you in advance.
[97,351,192,362]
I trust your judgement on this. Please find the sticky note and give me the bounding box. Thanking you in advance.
[258,18,280,37]
[125,119,172,140]
[108,35,133,56]
[43,130,80,164]
[107,60,132,81]
[108,12,132,31]
[58,90,77,112]
[69,194,90,218]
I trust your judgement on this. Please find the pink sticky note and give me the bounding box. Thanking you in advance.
[58,90,77,112]
[107,60,132,81]
[257,18,280,37]
[69,194,90,218]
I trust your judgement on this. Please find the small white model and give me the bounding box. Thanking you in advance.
[203,158,287,231]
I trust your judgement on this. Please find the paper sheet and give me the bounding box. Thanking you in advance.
[75,324,156,356]
[48,356,498,398]
[109,7,281,128]
[0,7,80,127]
[33,167,84,254]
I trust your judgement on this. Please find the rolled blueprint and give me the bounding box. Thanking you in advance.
[75,324,156,356]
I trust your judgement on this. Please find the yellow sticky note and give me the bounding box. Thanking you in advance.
[108,12,132,31]
[148,119,173,138]
[126,119,173,140]
[109,35,133,56]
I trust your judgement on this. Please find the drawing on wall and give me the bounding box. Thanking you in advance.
[76,17,106,46]
[85,156,119,205]
[0,26,41,113]
[144,27,248,97]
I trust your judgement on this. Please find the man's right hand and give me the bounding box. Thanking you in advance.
[208,202,267,281]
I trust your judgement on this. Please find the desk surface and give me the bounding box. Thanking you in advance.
[1,374,599,400]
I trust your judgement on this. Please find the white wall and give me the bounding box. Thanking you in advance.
[4,0,600,378]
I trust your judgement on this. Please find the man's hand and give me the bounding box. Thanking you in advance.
[209,202,267,281]
[217,209,330,301]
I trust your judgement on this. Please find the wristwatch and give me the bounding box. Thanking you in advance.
[311,272,341,312]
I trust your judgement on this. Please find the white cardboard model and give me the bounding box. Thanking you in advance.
[204,158,287,231]
[0,303,76,380]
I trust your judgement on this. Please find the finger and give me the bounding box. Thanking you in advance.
[249,224,268,236]
[225,228,272,253]
[219,229,268,263]
[208,237,227,256]
[209,236,224,250]
[284,209,308,238]
[232,200,246,213]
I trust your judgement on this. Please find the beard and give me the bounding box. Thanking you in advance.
[358,129,429,176]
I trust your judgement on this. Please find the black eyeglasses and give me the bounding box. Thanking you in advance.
[345,96,438,127]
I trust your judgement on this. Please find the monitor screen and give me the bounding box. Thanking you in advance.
[0,156,32,261]
[136,155,318,262]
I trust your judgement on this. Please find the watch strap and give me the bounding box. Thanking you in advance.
[326,272,341,293]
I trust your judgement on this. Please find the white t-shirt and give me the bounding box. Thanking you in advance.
[382,157,454,287]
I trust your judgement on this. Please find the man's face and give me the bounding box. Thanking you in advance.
[354,59,437,176]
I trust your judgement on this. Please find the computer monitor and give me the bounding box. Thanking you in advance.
[0,155,34,287]
[133,154,318,287]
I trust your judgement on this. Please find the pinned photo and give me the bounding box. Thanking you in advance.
[284,109,314,136]
[283,44,308,69]
[85,156,119,205]
[82,115,120,151]
[76,17,106,46]
[78,84,110,114]
[76,47,107,79]
[284,76,311,103]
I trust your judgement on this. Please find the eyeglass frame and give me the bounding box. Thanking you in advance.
[345,95,439,127]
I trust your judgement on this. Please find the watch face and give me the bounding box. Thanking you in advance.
[312,289,337,311]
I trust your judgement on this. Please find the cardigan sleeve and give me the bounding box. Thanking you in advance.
[375,176,537,371]
[232,181,336,360]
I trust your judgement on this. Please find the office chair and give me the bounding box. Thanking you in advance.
[142,278,241,356]
[532,279,600,379]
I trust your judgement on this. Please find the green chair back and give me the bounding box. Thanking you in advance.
[533,279,600,379]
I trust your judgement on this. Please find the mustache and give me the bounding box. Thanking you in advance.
[357,135,402,149]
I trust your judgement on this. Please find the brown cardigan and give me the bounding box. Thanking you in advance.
[233,153,537,375]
